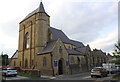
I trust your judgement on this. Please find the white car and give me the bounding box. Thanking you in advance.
[91,67,107,78]
[2,67,18,77]
[102,63,117,74]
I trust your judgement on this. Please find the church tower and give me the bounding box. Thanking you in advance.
[35,2,50,48]
[18,1,50,69]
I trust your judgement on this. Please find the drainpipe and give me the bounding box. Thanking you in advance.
[50,53,55,76]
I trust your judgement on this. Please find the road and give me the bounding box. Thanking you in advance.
[3,72,117,81]
[54,72,116,81]
[3,75,51,80]
[3,75,29,80]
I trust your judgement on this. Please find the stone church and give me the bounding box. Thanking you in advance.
[10,2,108,76]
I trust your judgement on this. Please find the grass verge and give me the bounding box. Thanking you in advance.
[113,76,120,80]
[112,74,120,80]
[18,72,39,78]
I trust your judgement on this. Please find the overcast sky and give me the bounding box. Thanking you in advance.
[0,0,118,57]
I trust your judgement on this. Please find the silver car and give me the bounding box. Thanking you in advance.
[91,67,107,78]
[2,67,18,77]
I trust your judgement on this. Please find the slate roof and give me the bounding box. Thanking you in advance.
[100,54,105,58]
[38,27,85,55]
[76,47,86,55]
[67,49,84,56]
[38,2,45,13]
[50,27,70,42]
[50,27,85,48]
[38,41,56,55]
[99,52,108,58]
[69,40,85,48]
[20,2,49,23]
[104,55,108,58]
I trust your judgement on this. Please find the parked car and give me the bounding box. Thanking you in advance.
[91,67,107,78]
[2,67,18,77]
[115,64,120,72]
[102,63,117,74]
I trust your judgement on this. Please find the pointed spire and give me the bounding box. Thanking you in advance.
[38,1,45,13]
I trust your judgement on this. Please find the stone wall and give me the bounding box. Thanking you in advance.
[18,12,50,70]
[52,38,69,75]
[36,54,53,76]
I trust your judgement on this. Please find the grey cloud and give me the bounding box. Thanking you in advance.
[0,1,117,56]
[0,44,15,58]
[102,43,115,52]
[0,19,19,38]
[51,2,117,44]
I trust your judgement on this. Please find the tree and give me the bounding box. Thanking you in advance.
[113,41,120,55]
[0,52,9,66]
[112,42,120,64]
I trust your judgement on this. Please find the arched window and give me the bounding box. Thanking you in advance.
[43,57,47,67]
[25,32,30,49]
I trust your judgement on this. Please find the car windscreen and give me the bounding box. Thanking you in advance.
[92,68,101,71]
[7,68,16,70]
[2,68,7,70]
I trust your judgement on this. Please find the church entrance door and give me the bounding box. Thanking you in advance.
[58,59,64,75]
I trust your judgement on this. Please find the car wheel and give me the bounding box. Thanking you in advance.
[14,75,17,77]
[105,74,107,77]
[4,73,7,77]
[100,75,103,78]
[91,75,93,78]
